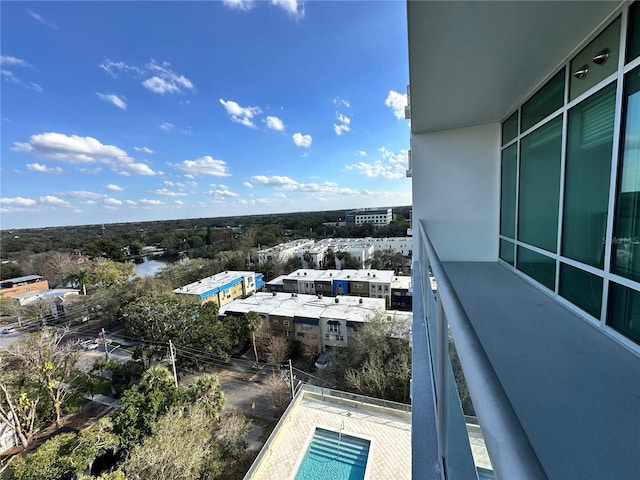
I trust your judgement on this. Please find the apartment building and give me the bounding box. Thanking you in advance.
[345,207,393,226]
[173,271,263,307]
[407,2,640,479]
[257,239,314,266]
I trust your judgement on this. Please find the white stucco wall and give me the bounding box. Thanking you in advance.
[411,122,500,261]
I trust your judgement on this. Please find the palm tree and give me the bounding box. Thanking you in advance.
[244,311,262,368]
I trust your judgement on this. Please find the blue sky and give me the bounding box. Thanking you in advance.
[1,1,410,229]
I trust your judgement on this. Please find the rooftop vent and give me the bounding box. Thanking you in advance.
[359,298,363,304]
[272,292,277,296]
[335,298,339,303]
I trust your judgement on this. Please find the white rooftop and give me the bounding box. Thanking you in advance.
[173,271,254,296]
[220,292,385,323]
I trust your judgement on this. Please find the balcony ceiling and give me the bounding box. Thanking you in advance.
[407,1,625,134]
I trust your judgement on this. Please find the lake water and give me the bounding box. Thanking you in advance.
[131,257,169,277]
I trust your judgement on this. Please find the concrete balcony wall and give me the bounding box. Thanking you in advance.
[412,123,500,262]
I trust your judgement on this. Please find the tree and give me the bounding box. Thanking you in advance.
[88,258,134,290]
[8,329,81,428]
[266,335,289,365]
[301,332,321,362]
[10,420,119,480]
[185,374,225,418]
[66,269,90,295]
[215,412,252,457]
[123,406,211,480]
[112,366,183,451]
[244,311,262,367]
[264,372,291,414]
[0,370,40,448]
[302,251,315,269]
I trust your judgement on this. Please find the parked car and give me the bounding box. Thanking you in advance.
[1,326,16,335]
[80,340,99,350]
[315,351,336,370]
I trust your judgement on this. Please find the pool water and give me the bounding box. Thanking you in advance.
[295,427,370,480]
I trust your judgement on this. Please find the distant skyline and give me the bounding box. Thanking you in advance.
[0,1,410,229]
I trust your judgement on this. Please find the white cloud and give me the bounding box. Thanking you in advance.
[0,55,31,68]
[97,93,127,110]
[26,163,62,174]
[385,90,408,119]
[174,155,231,177]
[13,132,128,164]
[106,184,123,191]
[139,199,165,206]
[174,200,185,206]
[13,132,155,175]
[39,195,70,206]
[265,115,285,131]
[208,185,239,198]
[65,190,104,200]
[134,146,155,154]
[345,147,409,179]
[271,0,304,17]
[222,0,255,11]
[292,132,312,148]
[333,97,350,108]
[31,83,43,93]
[243,181,254,188]
[334,112,351,136]
[154,188,187,197]
[159,122,174,132]
[354,150,367,157]
[219,99,261,128]
[251,175,369,198]
[99,59,194,95]
[1,196,37,207]
[27,10,58,29]
[103,197,123,207]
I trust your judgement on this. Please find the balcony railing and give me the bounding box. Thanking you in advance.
[415,220,547,479]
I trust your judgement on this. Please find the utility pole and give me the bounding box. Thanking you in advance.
[169,340,178,388]
[101,328,109,361]
[289,359,295,398]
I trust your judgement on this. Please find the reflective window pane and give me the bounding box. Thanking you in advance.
[500,144,517,238]
[559,263,603,319]
[627,2,640,63]
[516,247,556,290]
[521,69,565,132]
[502,111,518,145]
[562,83,616,268]
[608,282,640,343]
[613,67,640,282]
[499,239,515,266]
[518,116,563,252]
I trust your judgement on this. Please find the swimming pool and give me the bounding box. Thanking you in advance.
[294,427,370,480]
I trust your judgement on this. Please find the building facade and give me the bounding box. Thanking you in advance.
[408,2,640,479]
[173,271,262,306]
[0,275,49,298]
[345,208,393,226]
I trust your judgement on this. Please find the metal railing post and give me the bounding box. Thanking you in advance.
[436,295,448,463]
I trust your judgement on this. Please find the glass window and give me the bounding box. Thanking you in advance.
[499,239,515,266]
[613,66,640,282]
[501,144,518,238]
[518,116,563,252]
[516,247,556,290]
[521,69,565,132]
[562,83,616,268]
[627,2,640,63]
[502,111,518,145]
[559,263,603,318]
[607,282,640,344]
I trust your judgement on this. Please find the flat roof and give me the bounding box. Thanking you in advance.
[173,271,254,296]
[285,269,396,283]
[220,292,385,323]
[245,386,411,480]
[0,275,44,285]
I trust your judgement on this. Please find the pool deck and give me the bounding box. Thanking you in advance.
[247,390,412,480]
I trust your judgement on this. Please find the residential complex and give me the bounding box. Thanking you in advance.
[219,291,410,352]
[266,268,412,310]
[408,1,640,479]
[173,271,265,307]
[344,207,393,226]
[257,236,412,270]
